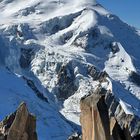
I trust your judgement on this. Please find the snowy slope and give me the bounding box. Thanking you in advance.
[0,0,140,139]
[0,68,76,140]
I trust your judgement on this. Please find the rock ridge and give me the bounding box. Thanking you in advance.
[80,88,140,140]
[0,102,37,140]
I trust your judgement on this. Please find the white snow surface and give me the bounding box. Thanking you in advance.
[0,0,140,139]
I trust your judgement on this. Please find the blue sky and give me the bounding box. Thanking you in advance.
[97,0,140,29]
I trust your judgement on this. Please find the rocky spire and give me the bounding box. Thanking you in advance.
[0,102,37,140]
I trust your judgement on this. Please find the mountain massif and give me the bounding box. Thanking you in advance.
[0,0,140,139]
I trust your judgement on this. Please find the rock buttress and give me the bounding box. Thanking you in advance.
[0,102,37,140]
[80,89,110,140]
[80,88,140,140]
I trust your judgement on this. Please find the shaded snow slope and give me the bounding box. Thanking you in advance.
[0,68,75,140]
[0,0,140,139]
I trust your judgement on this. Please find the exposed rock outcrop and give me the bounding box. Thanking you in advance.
[106,92,140,140]
[109,42,120,54]
[68,132,82,140]
[129,71,140,86]
[57,63,77,100]
[0,102,37,140]
[80,88,110,140]
[87,65,108,82]
[19,48,34,68]
[80,88,140,140]
[23,76,48,103]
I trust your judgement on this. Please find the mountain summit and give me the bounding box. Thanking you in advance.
[0,0,140,139]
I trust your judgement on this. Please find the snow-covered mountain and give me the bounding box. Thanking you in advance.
[0,0,140,139]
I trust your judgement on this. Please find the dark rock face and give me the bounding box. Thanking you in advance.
[133,135,140,140]
[23,76,48,103]
[19,48,34,68]
[0,102,37,140]
[87,65,108,82]
[80,87,140,140]
[105,92,140,139]
[129,71,140,86]
[109,42,120,54]
[68,133,82,140]
[57,64,77,100]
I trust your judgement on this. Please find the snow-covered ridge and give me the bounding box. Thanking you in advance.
[0,0,140,139]
[0,0,97,25]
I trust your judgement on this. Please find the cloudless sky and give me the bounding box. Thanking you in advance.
[97,0,140,29]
